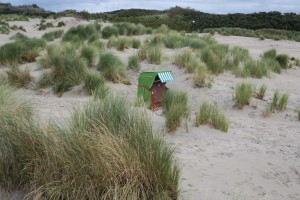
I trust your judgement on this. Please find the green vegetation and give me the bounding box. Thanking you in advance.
[95,7,300,34]
[204,28,300,42]
[63,23,101,43]
[0,14,29,22]
[138,43,147,61]
[234,82,253,109]
[90,40,105,51]
[276,54,289,69]
[37,44,87,95]
[174,49,193,69]
[134,96,147,108]
[230,48,291,78]
[128,55,141,71]
[57,21,66,27]
[83,72,108,98]
[194,64,208,88]
[296,59,300,67]
[38,22,54,30]
[0,37,46,64]
[97,52,128,83]
[0,25,9,34]
[0,85,179,199]
[132,38,141,48]
[101,26,119,38]
[147,44,163,65]
[256,84,267,100]
[80,45,96,66]
[41,29,64,41]
[263,49,277,59]
[267,90,289,113]
[200,44,229,74]
[162,89,189,132]
[278,93,289,111]
[110,37,132,51]
[10,32,27,40]
[195,101,228,132]
[298,110,300,121]
[101,22,151,39]
[6,65,32,87]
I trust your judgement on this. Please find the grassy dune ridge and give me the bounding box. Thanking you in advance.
[0,85,180,199]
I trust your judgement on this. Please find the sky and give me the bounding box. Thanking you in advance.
[7,0,300,14]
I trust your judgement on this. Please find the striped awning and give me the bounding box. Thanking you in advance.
[158,71,173,83]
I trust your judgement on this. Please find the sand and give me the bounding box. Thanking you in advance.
[1,17,300,200]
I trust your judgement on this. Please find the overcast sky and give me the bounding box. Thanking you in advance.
[8,0,300,14]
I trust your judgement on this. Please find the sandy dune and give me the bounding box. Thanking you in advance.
[1,18,300,200]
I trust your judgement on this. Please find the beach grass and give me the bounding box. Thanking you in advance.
[195,101,229,132]
[235,82,253,109]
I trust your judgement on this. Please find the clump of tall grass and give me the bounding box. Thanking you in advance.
[194,64,208,88]
[107,36,118,48]
[10,32,27,40]
[0,37,46,64]
[200,44,229,74]
[38,22,54,30]
[255,84,267,100]
[80,45,96,66]
[101,25,119,39]
[0,73,8,84]
[97,52,129,83]
[263,49,277,59]
[132,38,141,48]
[163,31,185,48]
[113,22,147,36]
[278,93,289,111]
[230,46,250,68]
[57,21,66,27]
[128,55,141,71]
[6,65,32,87]
[173,49,193,69]
[195,101,229,132]
[41,29,64,41]
[147,44,163,65]
[155,24,170,34]
[162,89,189,132]
[234,82,253,109]
[0,25,10,34]
[63,24,100,43]
[134,96,147,108]
[295,59,300,67]
[83,72,108,96]
[116,37,132,51]
[89,40,105,52]
[0,86,180,199]
[138,43,147,61]
[264,90,289,115]
[37,44,87,95]
[276,54,289,69]
[203,28,300,42]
